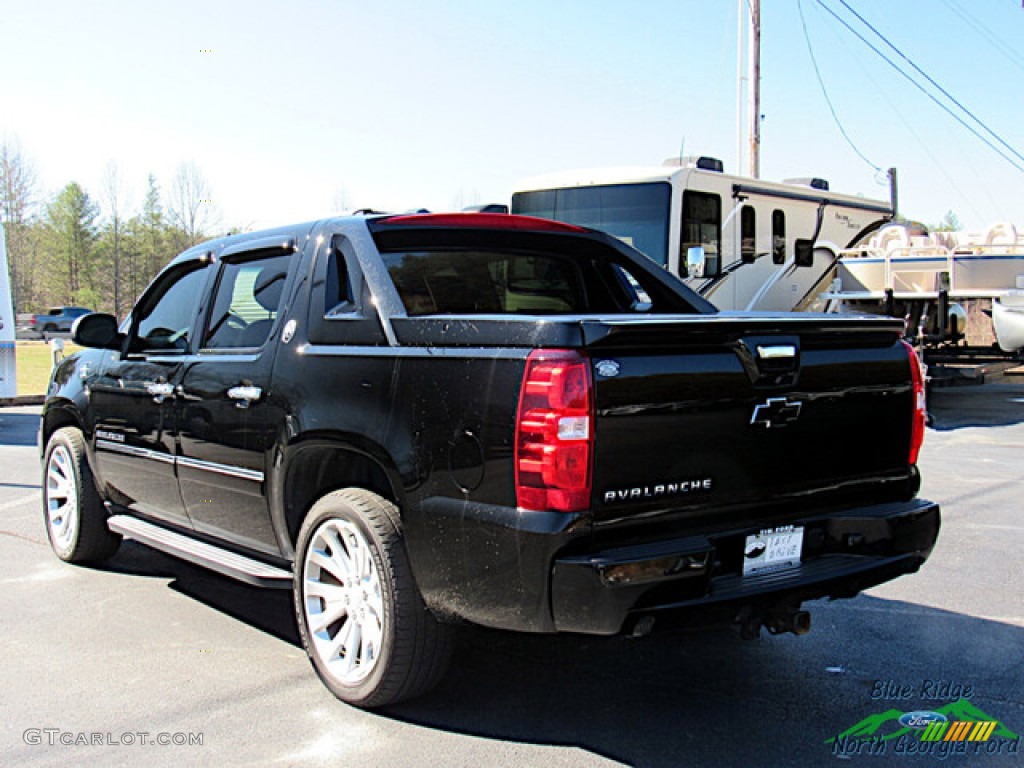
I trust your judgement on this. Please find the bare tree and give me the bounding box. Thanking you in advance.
[101,162,130,318]
[167,162,216,249]
[0,141,39,312]
[332,185,350,215]
[450,187,481,212]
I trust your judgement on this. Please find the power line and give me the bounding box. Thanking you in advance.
[796,0,881,173]
[834,0,1024,168]
[941,0,1024,75]
[804,2,989,221]
[813,0,1024,174]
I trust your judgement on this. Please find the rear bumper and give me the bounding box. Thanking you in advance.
[550,498,940,635]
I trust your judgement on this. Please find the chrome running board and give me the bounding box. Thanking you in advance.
[107,514,292,589]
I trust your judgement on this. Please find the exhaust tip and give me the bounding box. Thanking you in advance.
[631,615,656,638]
[792,610,811,636]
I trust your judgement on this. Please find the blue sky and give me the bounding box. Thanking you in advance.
[3,0,1023,232]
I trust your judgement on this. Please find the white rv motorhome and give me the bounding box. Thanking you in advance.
[511,157,893,312]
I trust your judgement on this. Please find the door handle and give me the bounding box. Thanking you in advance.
[227,384,262,409]
[145,381,175,403]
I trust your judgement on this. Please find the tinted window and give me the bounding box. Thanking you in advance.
[325,243,354,316]
[613,265,653,310]
[203,253,292,348]
[512,183,671,266]
[383,250,584,316]
[134,264,210,352]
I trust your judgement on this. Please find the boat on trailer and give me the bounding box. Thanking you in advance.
[824,221,1024,360]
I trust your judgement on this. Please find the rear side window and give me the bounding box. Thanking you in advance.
[382,250,585,316]
[203,253,292,348]
[325,245,354,315]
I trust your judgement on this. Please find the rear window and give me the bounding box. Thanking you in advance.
[382,250,588,316]
[370,223,716,315]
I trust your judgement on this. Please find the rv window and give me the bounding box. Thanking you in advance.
[682,191,721,277]
[772,209,786,264]
[511,183,671,267]
[741,206,756,264]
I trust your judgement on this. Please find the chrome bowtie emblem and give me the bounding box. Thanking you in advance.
[751,397,802,428]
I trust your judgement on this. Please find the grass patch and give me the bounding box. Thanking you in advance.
[16,341,82,396]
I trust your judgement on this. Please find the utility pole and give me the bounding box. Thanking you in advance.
[737,0,746,175]
[748,0,761,179]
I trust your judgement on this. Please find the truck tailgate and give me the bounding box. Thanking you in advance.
[582,314,915,523]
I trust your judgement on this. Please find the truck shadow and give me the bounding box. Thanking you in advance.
[103,543,1024,767]
[0,411,42,447]
[394,598,1023,767]
[929,380,1024,430]
[105,540,300,645]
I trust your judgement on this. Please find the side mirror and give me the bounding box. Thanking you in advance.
[794,239,814,268]
[686,246,707,278]
[72,313,124,350]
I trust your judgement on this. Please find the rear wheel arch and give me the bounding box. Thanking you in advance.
[279,437,403,551]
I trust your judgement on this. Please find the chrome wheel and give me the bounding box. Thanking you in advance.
[302,518,385,685]
[42,428,120,563]
[294,488,452,706]
[45,443,79,552]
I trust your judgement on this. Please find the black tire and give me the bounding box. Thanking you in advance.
[42,427,121,563]
[293,488,453,707]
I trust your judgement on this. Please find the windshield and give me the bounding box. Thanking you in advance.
[511,182,671,267]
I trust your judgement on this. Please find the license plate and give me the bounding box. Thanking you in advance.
[742,525,804,576]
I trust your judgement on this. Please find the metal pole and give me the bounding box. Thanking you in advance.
[888,167,899,221]
[737,0,746,174]
[748,0,761,179]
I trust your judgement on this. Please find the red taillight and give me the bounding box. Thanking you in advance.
[902,341,927,465]
[515,349,593,512]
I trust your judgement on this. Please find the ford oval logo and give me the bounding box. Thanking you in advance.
[898,711,948,730]
[595,360,621,378]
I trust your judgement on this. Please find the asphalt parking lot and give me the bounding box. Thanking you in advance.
[1,382,1022,767]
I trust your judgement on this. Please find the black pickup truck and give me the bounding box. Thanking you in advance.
[41,212,939,707]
